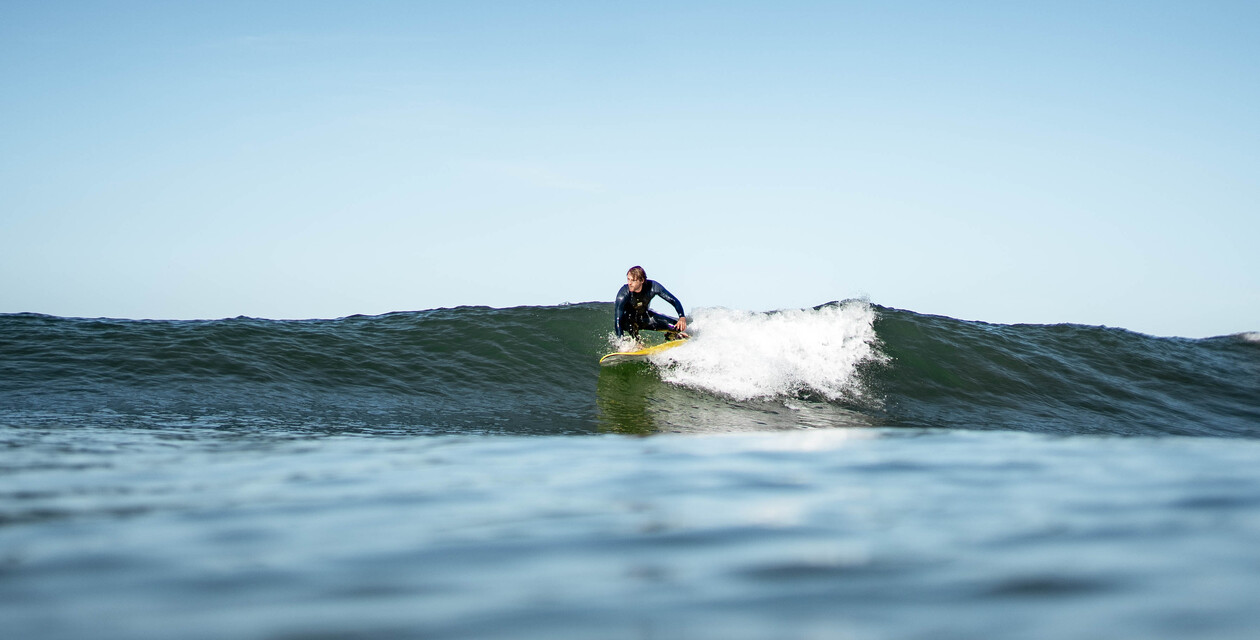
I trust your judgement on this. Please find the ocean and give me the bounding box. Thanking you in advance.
[2,301,1258,639]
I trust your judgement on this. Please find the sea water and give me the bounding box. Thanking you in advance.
[2,303,1258,639]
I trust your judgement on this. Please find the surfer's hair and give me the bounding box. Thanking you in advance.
[627,266,646,281]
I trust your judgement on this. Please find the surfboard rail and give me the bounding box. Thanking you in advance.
[599,339,688,366]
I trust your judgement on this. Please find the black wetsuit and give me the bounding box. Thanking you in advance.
[614,280,685,338]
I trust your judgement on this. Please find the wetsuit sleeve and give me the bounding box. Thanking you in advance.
[613,285,629,337]
[651,281,685,319]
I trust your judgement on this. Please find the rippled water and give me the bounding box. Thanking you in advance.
[5,425,1260,639]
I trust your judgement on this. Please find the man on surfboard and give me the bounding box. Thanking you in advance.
[614,266,688,341]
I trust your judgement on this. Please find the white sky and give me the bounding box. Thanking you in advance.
[2,1,1257,337]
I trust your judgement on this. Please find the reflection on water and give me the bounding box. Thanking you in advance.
[595,363,877,435]
[595,363,658,434]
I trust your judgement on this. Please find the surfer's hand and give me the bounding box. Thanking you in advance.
[676,317,687,332]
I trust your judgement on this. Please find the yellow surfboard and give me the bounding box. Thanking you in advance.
[599,339,688,366]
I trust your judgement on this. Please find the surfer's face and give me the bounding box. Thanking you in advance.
[627,275,644,293]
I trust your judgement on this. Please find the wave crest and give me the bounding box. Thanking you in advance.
[652,301,883,401]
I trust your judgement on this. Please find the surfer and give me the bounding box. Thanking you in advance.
[614,266,688,340]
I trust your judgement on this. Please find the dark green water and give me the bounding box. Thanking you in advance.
[2,301,1255,437]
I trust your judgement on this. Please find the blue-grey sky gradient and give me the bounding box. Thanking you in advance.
[3,1,1257,337]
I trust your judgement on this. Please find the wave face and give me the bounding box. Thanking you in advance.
[871,309,1260,437]
[1,303,1256,437]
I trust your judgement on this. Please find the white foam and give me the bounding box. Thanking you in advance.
[651,301,883,401]
[1239,332,1260,343]
[605,333,643,353]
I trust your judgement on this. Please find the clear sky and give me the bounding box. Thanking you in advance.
[2,1,1257,337]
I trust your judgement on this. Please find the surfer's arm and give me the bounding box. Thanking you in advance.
[651,281,686,323]
[613,286,629,337]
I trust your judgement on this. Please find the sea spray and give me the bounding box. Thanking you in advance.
[651,300,883,401]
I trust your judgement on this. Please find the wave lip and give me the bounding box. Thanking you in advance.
[653,300,882,402]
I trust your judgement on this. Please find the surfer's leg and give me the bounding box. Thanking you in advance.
[646,312,676,330]
[647,312,686,339]
[619,312,643,340]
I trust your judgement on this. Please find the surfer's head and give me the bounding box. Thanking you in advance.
[626,266,646,293]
